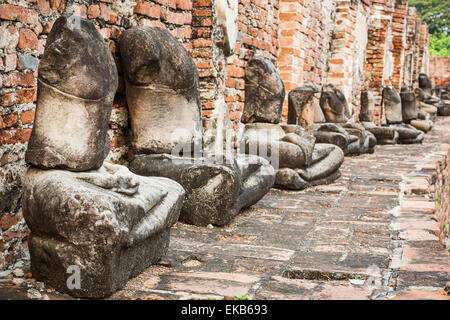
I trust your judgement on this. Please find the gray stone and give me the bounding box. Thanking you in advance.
[437,102,450,116]
[287,85,320,133]
[313,123,354,152]
[130,153,274,226]
[420,102,438,121]
[241,56,285,124]
[418,74,441,105]
[18,55,39,71]
[361,122,399,145]
[390,124,424,144]
[25,16,118,171]
[312,85,372,155]
[418,73,433,97]
[382,86,403,124]
[120,26,202,154]
[400,89,418,123]
[241,123,344,190]
[319,84,350,123]
[359,90,374,122]
[342,123,375,154]
[410,119,433,133]
[13,269,24,277]
[121,28,275,227]
[240,68,344,189]
[22,163,184,298]
[12,278,24,286]
[27,288,42,299]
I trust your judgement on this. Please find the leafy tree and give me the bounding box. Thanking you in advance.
[409,0,449,35]
[429,33,450,56]
[409,0,449,56]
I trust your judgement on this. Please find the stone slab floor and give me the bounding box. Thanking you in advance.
[1,118,449,300]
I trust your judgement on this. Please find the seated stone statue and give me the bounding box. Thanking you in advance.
[382,86,424,144]
[359,89,398,145]
[418,73,450,116]
[418,73,441,105]
[22,16,185,298]
[415,87,439,121]
[239,56,344,190]
[312,84,376,155]
[120,27,275,227]
[400,87,433,133]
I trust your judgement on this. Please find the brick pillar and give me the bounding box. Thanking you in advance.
[402,6,417,90]
[391,0,408,89]
[277,0,306,120]
[364,0,394,125]
[417,22,430,77]
[277,0,335,122]
[327,0,358,116]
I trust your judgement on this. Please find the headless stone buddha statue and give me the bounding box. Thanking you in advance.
[415,87,438,121]
[382,86,424,144]
[312,84,376,155]
[239,56,344,190]
[418,73,450,116]
[359,90,399,145]
[22,16,184,298]
[121,27,275,227]
[400,87,433,133]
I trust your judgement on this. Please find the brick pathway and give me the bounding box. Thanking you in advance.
[1,118,449,300]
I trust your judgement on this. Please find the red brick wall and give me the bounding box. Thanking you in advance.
[0,0,196,270]
[391,0,408,89]
[0,0,431,270]
[277,0,336,120]
[430,57,450,89]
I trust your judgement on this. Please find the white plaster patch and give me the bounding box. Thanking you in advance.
[214,0,239,55]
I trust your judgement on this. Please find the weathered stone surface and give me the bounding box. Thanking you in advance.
[437,102,450,116]
[120,26,202,154]
[22,163,184,298]
[313,123,361,155]
[361,122,399,145]
[420,102,438,121]
[410,119,433,133]
[400,89,418,123]
[122,30,275,226]
[240,65,345,189]
[359,90,374,122]
[313,98,327,123]
[419,73,433,97]
[390,124,424,144]
[342,123,375,154]
[382,86,403,124]
[130,154,275,226]
[241,122,344,190]
[287,85,320,133]
[241,56,285,124]
[4,119,450,301]
[25,16,118,171]
[319,84,350,123]
[312,85,372,155]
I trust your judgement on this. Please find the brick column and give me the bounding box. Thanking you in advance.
[327,0,360,117]
[391,0,408,89]
[402,6,417,90]
[277,0,335,122]
[364,0,394,125]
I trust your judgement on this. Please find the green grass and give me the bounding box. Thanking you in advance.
[234,295,249,300]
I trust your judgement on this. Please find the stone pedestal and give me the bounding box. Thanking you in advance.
[23,164,184,298]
